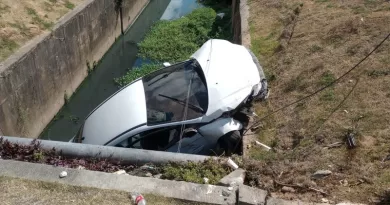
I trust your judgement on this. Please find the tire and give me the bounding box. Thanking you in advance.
[217,131,242,156]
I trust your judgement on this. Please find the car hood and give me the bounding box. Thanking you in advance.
[82,80,147,145]
[191,39,261,120]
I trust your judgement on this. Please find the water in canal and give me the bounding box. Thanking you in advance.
[40,0,201,141]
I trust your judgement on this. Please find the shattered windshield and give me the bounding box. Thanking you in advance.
[142,60,208,124]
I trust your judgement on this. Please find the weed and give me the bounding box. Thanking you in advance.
[0,37,19,60]
[114,64,161,87]
[0,4,10,13]
[162,159,230,184]
[86,61,92,73]
[320,70,336,86]
[309,44,323,53]
[351,6,366,14]
[315,0,329,3]
[68,115,80,124]
[44,2,53,11]
[251,36,280,57]
[138,8,217,62]
[367,70,390,78]
[49,0,57,3]
[64,1,75,9]
[326,4,334,8]
[33,151,45,161]
[64,93,70,104]
[320,89,335,101]
[25,7,54,30]
[284,75,307,92]
[8,22,32,37]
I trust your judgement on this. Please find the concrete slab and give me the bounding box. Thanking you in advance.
[219,168,245,187]
[266,197,329,205]
[238,185,267,205]
[0,160,236,205]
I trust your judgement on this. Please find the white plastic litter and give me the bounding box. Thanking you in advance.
[163,62,171,67]
[59,171,67,178]
[113,170,126,175]
[130,192,146,205]
[226,158,239,170]
[203,177,209,184]
[255,141,272,151]
[217,13,225,19]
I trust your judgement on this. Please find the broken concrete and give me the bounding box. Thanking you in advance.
[219,168,245,187]
[238,185,267,205]
[0,160,236,205]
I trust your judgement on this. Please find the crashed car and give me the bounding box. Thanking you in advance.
[72,39,268,155]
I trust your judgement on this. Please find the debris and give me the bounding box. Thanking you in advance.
[140,165,155,171]
[59,171,67,178]
[145,172,153,177]
[113,170,127,175]
[346,132,356,149]
[382,154,390,162]
[226,158,239,170]
[343,110,349,114]
[321,198,329,203]
[255,141,272,151]
[203,177,209,184]
[130,192,146,205]
[217,13,225,19]
[308,187,328,196]
[325,141,343,149]
[339,179,348,186]
[227,187,234,191]
[222,190,231,197]
[311,170,332,179]
[281,186,296,193]
[361,176,373,184]
[153,174,162,179]
[163,62,171,67]
[77,165,85,170]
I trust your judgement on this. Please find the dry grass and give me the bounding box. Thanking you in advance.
[0,0,84,61]
[247,0,390,203]
[0,176,206,205]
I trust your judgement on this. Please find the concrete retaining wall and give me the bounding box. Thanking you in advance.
[232,0,250,48]
[0,0,149,138]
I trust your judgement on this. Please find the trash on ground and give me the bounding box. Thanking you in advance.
[217,13,225,19]
[59,171,67,178]
[203,177,209,184]
[130,192,146,205]
[227,186,233,191]
[281,186,296,193]
[346,132,356,149]
[226,158,239,170]
[324,141,343,149]
[255,140,272,151]
[113,170,127,175]
[311,170,332,179]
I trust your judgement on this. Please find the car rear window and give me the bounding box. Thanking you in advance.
[142,60,208,124]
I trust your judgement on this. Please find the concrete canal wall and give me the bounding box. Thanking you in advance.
[0,0,149,138]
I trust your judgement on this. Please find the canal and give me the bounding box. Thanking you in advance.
[40,0,202,141]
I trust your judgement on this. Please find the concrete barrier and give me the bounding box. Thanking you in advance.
[0,0,149,138]
[1,136,211,165]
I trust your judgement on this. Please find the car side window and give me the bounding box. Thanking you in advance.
[116,126,180,151]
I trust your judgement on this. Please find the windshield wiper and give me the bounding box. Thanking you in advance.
[158,94,205,114]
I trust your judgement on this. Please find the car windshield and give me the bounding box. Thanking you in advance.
[142,59,208,124]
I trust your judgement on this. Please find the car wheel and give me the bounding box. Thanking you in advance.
[217,131,242,156]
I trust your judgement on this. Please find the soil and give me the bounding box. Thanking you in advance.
[0,0,84,61]
[246,0,390,204]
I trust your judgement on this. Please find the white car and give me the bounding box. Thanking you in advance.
[72,39,268,155]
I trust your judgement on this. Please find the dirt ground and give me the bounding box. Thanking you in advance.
[246,0,390,204]
[0,176,206,205]
[0,0,84,61]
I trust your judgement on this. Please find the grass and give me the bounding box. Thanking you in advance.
[247,0,390,203]
[0,176,206,205]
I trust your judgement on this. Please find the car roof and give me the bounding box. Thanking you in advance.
[191,39,260,120]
